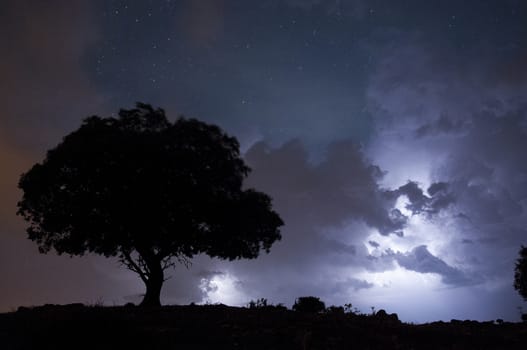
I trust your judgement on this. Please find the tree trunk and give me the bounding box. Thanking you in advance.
[139,253,164,307]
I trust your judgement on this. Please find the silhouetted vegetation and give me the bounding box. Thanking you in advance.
[1,303,526,350]
[373,309,400,324]
[248,298,269,308]
[324,305,346,316]
[247,298,287,311]
[17,103,283,307]
[514,246,527,302]
[292,296,326,313]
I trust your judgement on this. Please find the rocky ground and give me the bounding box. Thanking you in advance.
[1,304,526,349]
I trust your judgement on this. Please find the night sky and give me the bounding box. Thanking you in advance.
[2,0,527,322]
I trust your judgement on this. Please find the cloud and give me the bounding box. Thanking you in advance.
[362,26,527,317]
[186,137,465,308]
[244,139,411,236]
[331,277,374,293]
[180,139,401,306]
[415,114,467,138]
[0,0,109,312]
[392,245,473,286]
[435,110,527,225]
[368,240,380,248]
[387,181,455,216]
[365,29,527,225]
[0,0,103,232]
[4,0,526,322]
[0,0,105,151]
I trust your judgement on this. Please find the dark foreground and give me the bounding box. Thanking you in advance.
[1,304,526,349]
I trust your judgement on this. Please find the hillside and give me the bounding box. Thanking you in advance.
[1,304,526,349]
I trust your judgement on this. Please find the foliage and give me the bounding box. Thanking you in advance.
[17,103,283,306]
[6,304,527,349]
[343,302,362,315]
[325,305,345,315]
[514,245,527,302]
[248,298,268,309]
[247,298,287,310]
[343,303,353,313]
[292,296,326,313]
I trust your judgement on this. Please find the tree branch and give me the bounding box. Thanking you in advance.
[120,251,149,284]
[175,254,192,269]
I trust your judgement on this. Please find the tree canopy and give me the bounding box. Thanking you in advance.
[292,296,326,313]
[514,245,527,302]
[17,103,283,306]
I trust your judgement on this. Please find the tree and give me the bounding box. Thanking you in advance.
[292,296,326,313]
[514,245,527,302]
[17,103,283,307]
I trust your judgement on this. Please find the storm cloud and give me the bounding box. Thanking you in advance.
[363,21,527,319]
[392,245,473,286]
[2,0,527,323]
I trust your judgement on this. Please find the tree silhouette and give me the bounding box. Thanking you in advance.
[17,103,283,307]
[292,296,326,313]
[514,245,527,302]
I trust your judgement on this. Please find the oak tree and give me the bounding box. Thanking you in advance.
[17,103,283,306]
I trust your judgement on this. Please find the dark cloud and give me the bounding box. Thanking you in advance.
[427,182,448,196]
[392,246,474,286]
[0,0,108,312]
[173,139,409,307]
[368,240,380,248]
[415,115,467,138]
[2,0,527,322]
[187,137,467,309]
[363,22,527,319]
[386,181,455,216]
[437,109,527,226]
[0,0,105,150]
[244,139,404,235]
[368,245,463,285]
[332,278,374,293]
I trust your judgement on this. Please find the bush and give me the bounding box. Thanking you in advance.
[247,298,268,309]
[292,296,326,313]
[325,306,345,315]
[374,309,399,323]
[247,298,287,310]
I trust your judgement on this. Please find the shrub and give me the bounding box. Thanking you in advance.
[292,296,326,313]
[247,298,287,310]
[325,305,345,315]
[247,298,268,309]
[374,309,399,323]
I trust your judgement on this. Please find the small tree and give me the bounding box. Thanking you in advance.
[514,245,527,302]
[17,103,283,307]
[247,298,268,309]
[292,296,326,313]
